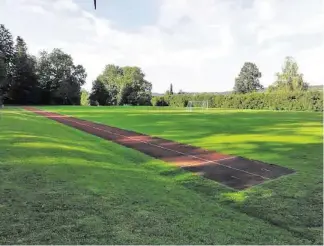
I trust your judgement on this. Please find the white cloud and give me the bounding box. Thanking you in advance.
[23,4,48,15]
[53,0,79,12]
[255,0,276,21]
[0,0,323,93]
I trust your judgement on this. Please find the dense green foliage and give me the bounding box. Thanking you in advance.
[36,49,86,105]
[43,106,323,244]
[89,65,152,106]
[6,36,39,104]
[234,62,263,93]
[151,96,170,106]
[151,91,323,111]
[80,89,90,106]
[0,24,86,105]
[0,24,13,104]
[0,24,13,67]
[0,53,6,103]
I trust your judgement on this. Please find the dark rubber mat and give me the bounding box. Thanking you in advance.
[218,157,295,179]
[182,163,267,190]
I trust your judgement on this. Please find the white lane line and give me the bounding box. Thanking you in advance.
[231,175,240,180]
[31,109,270,180]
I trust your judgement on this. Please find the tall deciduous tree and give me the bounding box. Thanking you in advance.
[119,66,152,105]
[98,64,123,86]
[268,56,308,92]
[91,64,152,106]
[91,65,122,105]
[36,48,87,104]
[234,62,263,94]
[89,79,109,106]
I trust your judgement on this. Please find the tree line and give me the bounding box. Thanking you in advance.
[0,24,87,105]
[152,57,321,111]
[0,23,316,107]
[152,90,323,111]
[0,24,153,106]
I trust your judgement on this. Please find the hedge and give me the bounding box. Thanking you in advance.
[151,91,323,111]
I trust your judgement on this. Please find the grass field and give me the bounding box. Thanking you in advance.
[1,106,322,244]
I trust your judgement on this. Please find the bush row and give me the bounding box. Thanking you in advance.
[151,91,323,111]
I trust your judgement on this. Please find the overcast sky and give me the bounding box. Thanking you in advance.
[0,0,323,93]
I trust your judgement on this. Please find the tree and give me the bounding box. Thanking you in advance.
[234,62,263,94]
[36,50,53,103]
[165,84,173,95]
[117,83,132,105]
[36,48,87,104]
[268,56,308,92]
[135,79,152,105]
[119,66,152,105]
[0,24,88,105]
[0,52,6,104]
[92,64,152,106]
[8,36,39,104]
[80,89,90,106]
[0,24,14,103]
[0,24,14,66]
[89,79,109,106]
[98,64,123,86]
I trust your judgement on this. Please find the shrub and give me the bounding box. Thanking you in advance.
[151,96,169,106]
[151,91,323,111]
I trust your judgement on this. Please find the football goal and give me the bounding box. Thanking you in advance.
[186,100,209,111]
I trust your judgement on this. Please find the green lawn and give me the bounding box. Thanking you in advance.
[1,107,322,244]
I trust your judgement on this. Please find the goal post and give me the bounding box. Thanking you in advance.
[186,100,209,111]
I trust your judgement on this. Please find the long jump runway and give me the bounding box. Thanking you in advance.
[23,107,295,190]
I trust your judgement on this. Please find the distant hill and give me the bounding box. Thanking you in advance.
[309,85,323,91]
[152,92,164,96]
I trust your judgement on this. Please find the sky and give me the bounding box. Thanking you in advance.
[0,0,323,93]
